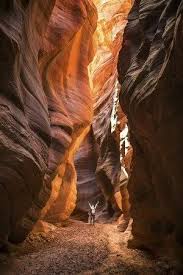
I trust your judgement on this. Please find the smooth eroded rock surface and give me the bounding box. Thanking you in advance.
[118,0,183,259]
[40,0,97,223]
[73,1,132,220]
[0,0,97,243]
[0,0,55,244]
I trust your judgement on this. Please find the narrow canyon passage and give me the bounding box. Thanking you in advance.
[1,0,183,274]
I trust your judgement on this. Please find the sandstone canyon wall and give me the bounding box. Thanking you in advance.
[74,130,104,217]
[39,0,97,224]
[0,0,135,246]
[118,0,183,259]
[74,0,133,219]
[0,0,97,244]
[0,0,55,245]
[88,0,132,215]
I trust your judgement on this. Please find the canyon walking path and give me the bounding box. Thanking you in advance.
[0,220,176,274]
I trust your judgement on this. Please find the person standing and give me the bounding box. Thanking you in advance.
[88,201,99,225]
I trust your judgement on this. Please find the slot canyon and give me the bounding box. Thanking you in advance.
[0,0,183,274]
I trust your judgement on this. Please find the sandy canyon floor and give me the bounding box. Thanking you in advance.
[0,220,178,274]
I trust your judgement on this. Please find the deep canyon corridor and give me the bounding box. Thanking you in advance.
[1,0,183,274]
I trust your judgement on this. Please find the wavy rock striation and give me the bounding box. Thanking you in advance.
[0,0,55,244]
[89,0,132,213]
[118,0,183,259]
[39,0,97,223]
[0,0,97,244]
[74,1,132,219]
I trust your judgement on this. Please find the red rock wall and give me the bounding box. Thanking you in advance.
[0,0,55,244]
[39,0,97,223]
[0,0,134,244]
[73,1,132,219]
[118,0,183,261]
[74,130,104,217]
[89,0,132,213]
[0,0,97,244]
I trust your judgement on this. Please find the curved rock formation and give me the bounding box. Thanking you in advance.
[89,0,132,215]
[73,1,132,220]
[39,0,97,223]
[0,0,137,245]
[0,0,55,244]
[0,0,97,244]
[118,0,183,259]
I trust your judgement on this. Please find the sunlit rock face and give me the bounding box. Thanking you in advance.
[118,0,183,258]
[74,1,132,219]
[39,0,97,223]
[0,0,97,244]
[89,0,132,213]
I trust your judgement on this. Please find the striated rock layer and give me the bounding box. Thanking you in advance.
[118,0,183,260]
[89,0,132,214]
[0,0,97,244]
[0,0,55,244]
[74,1,132,219]
[39,0,97,224]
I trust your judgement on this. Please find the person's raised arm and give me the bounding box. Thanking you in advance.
[95,201,99,209]
[88,201,92,209]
